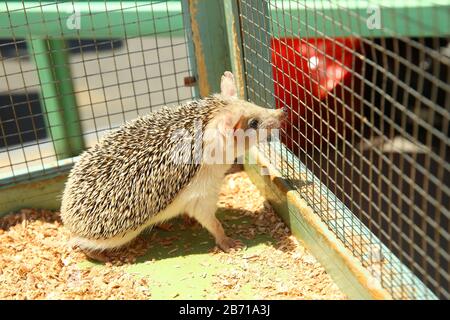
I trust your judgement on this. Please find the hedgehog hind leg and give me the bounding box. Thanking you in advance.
[186,198,243,252]
[194,213,243,252]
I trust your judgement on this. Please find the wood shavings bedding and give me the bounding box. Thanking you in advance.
[0,167,345,300]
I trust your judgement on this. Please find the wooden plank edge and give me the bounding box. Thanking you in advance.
[0,170,68,217]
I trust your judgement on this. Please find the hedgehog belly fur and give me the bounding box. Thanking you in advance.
[69,163,232,251]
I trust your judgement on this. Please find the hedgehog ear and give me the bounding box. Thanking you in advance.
[218,111,244,137]
[220,71,237,98]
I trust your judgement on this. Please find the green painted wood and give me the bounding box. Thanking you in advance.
[1,1,447,39]
[0,1,185,38]
[240,0,275,108]
[0,156,77,186]
[0,171,68,217]
[28,39,84,159]
[224,0,246,99]
[28,38,71,159]
[182,0,231,97]
[181,0,200,98]
[0,157,76,215]
[48,40,85,155]
[0,156,77,216]
[269,0,450,38]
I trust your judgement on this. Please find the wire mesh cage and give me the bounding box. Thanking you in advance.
[238,0,449,299]
[0,1,195,185]
[0,0,448,300]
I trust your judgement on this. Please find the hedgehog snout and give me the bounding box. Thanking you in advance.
[276,108,288,122]
[262,109,285,130]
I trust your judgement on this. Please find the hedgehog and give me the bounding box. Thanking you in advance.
[60,71,285,260]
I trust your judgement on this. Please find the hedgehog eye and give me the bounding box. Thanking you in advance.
[248,118,259,129]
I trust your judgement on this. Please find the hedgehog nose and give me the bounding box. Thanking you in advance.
[280,106,288,120]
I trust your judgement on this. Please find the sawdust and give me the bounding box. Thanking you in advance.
[212,168,345,299]
[0,167,345,300]
[0,209,151,299]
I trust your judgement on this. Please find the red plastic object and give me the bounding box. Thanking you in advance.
[271,37,362,154]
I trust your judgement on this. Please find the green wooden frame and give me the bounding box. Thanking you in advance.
[28,39,84,159]
[181,0,231,96]
[0,1,186,38]
[0,165,71,215]
[1,1,449,39]
[269,0,450,38]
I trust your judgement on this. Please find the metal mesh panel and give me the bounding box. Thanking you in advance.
[0,1,195,184]
[239,0,449,299]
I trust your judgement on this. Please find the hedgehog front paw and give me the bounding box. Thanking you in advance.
[217,236,244,253]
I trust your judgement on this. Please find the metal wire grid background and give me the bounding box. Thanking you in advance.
[0,1,195,184]
[238,0,449,299]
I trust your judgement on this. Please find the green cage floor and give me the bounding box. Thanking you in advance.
[0,171,345,300]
